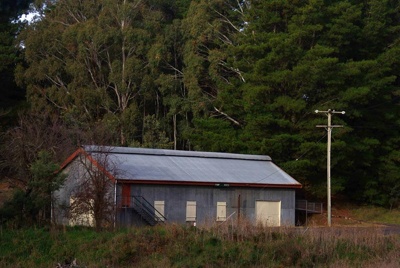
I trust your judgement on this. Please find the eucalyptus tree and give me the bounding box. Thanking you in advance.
[146,0,248,150]
[19,0,167,145]
[173,0,249,151]
[13,0,400,206]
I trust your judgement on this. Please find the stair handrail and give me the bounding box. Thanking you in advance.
[132,196,167,223]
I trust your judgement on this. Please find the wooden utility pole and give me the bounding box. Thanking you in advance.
[315,109,345,227]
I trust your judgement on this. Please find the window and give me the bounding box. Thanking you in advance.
[186,201,196,222]
[154,201,165,222]
[216,202,227,221]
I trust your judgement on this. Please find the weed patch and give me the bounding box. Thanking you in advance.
[0,224,399,267]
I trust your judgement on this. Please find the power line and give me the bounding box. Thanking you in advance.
[295,133,327,161]
[254,132,328,184]
[347,125,399,130]
[254,169,281,184]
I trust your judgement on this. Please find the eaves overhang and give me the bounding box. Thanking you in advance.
[116,179,302,189]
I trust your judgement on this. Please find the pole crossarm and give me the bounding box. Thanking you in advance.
[315,108,345,227]
[316,125,343,128]
[315,109,346,115]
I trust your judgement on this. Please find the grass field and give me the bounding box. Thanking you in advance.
[351,206,400,225]
[1,221,399,268]
[1,202,399,267]
[305,203,400,227]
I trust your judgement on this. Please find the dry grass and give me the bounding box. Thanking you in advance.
[1,221,399,267]
[205,219,400,267]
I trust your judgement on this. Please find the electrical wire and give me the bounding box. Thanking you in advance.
[253,133,328,184]
[295,133,327,161]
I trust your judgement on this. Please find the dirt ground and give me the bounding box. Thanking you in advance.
[307,206,360,225]
[306,206,377,226]
[306,201,400,231]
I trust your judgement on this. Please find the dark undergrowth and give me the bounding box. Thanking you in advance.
[1,222,399,267]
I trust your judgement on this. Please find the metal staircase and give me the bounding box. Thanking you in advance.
[118,195,167,226]
[132,196,167,226]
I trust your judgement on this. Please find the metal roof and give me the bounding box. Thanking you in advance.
[80,146,301,188]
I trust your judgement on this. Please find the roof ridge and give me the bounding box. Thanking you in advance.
[82,145,272,161]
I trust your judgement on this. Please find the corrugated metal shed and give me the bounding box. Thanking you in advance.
[82,146,301,188]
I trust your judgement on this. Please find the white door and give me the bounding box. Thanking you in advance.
[255,200,281,227]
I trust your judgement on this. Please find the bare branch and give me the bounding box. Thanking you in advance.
[37,86,68,111]
[218,60,246,83]
[216,31,234,45]
[69,148,117,230]
[212,9,245,34]
[166,62,184,75]
[213,106,241,126]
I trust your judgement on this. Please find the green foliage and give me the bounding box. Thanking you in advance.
[3,0,400,209]
[18,0,168,145]
[188,117,245,152]
[140,114,174,149]
[0,0,32,129]
[1,225,399,267]
[29,150,64,206]
[0,150,64,227]
[221,0,400,205]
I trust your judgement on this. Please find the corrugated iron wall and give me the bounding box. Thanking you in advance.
[116,184,296,227]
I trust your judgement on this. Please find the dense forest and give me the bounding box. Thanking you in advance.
[0,0,399,226]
